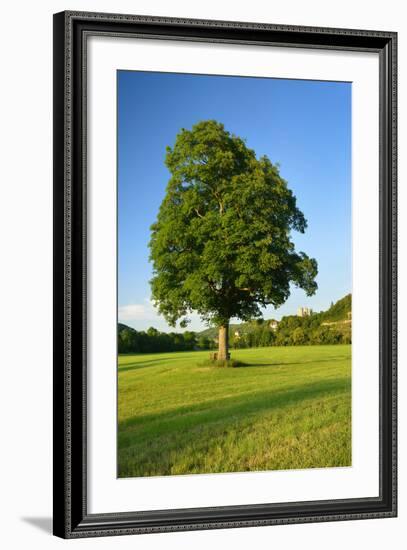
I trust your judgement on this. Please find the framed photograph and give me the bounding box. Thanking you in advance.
[53,11,397,538]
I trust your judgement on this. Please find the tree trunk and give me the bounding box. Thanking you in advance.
[217,323,229,361]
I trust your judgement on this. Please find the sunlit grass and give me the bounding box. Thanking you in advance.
[118,345,351,477]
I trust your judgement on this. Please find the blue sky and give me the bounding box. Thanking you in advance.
[118,70,351,332]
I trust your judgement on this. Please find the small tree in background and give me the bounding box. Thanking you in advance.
[149,121,318,362]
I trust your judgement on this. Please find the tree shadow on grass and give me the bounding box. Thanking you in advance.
[237,358,344,368]
[118,376,351,477]
[119,355,346,374]
[118,376,350,438]
[118,356,185,373]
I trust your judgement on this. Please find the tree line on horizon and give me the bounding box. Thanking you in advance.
[118,294,351,354]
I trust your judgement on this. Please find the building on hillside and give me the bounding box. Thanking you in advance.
[269,320,279,330]
[297,307,313,317]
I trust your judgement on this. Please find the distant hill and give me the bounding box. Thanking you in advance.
[118,322,133,333]
[197,294,352,337]
[198,323,245,339]
[321,293,351,322]
[118,294,352,348]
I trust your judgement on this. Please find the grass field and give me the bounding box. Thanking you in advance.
[118,345,351,477]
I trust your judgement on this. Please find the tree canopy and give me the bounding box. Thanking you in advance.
[149,120,318,360]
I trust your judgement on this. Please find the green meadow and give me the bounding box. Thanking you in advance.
[118,345,351,478]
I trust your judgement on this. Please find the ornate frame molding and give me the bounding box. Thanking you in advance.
[53,11,397,538]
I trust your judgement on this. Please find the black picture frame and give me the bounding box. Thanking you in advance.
[53,10,397,539]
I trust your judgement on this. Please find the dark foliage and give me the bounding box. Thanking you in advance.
[118,325,200,354]
[118,294,351,354]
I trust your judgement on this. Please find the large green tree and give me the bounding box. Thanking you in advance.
[149,121,318,361]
